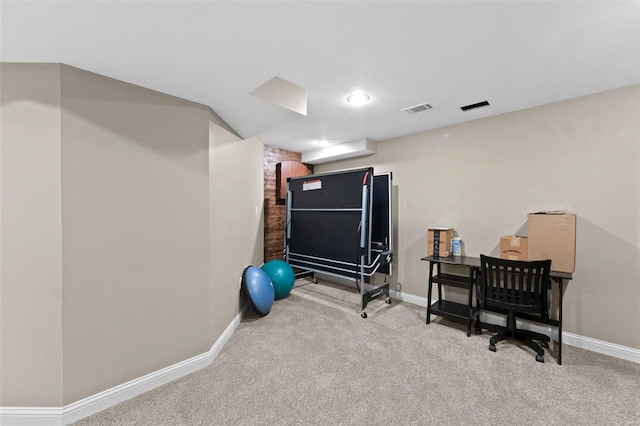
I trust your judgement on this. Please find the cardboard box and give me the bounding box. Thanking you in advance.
[527,213,576,272]
[500,235,528,261]
[427,228,453,257]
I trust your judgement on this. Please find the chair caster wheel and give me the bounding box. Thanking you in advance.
[541,341,549,349]
[474,328,482,335]
[385,298,392,304]
[489,344,496,352]
[361,312,367,318]
[536,354,545,363]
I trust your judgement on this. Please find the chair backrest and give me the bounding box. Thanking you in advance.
[479,255,551,313]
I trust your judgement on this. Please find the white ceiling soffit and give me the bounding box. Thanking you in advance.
[1,1,638,154]
[302,138,377,165]
[250,76,307,116]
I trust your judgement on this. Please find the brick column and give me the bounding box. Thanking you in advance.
[263,145,313,262]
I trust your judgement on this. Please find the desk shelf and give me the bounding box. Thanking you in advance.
[422,256,480,337]
[429,300,478,322]
[431,273,470,289]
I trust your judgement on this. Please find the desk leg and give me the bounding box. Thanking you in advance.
[426,261,434,324]
[474,269,482,334]
[466,270,473,337]
[558,278,563,365]
[436,263,442,315]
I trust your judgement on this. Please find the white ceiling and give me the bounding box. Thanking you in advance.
[2,1,639,153]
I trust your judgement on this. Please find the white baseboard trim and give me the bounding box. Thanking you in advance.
[0,304,250,426]
[389,288,429,307]
[562,331,640,363]
[479,310,559,340]
[390,291,640,364]
[0,408,62,426]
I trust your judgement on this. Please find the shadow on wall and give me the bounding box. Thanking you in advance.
[238,203,267,314]
[569,216,640,347]
[396,234,429,298]
[254,203,266,266]
[481,221,528,258]
[60,64,220,160]
[388,184,401,292]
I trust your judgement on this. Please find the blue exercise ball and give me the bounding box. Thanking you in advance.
[241,266,274,316]
[261,260,295,300]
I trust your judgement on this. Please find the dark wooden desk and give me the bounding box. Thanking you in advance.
[421,255,573,364]
[544,270,572,365]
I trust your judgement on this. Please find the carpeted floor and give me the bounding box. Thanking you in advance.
[74,279,640,425]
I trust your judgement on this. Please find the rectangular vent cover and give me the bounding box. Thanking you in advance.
[402,102,435,114]
[460,100,490,111]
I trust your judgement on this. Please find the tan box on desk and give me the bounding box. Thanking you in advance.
[527,213,576,273]
[427,228,453,257]
[500,236,528,260]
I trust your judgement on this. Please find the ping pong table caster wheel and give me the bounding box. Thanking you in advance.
[361,312,367,319]
[541,341,549,349]
[489,344,496,352]
[385,298,391,304]
[536,354,545,363]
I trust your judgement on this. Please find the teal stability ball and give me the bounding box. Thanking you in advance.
[261,260,295,300]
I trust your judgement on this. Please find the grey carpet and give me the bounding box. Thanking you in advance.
[74,279,640,425]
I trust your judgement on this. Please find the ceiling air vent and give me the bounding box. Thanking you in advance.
[460,100,490,111]
[401,102,435,114]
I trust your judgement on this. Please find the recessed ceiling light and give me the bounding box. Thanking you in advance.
[315,139,333,146]
[346,92,371,105]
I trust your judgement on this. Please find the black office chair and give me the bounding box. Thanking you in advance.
[479,255,552,363]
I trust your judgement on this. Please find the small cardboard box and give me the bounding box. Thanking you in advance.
[527,212,576,272]
[500,235,528,261]
[427,228,453,257]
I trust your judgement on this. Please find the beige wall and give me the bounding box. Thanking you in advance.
[59,65,213,404]
[0,63,264,407]
[0,64,64,406]
[316,85,640,350]
[209,126,264,343]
